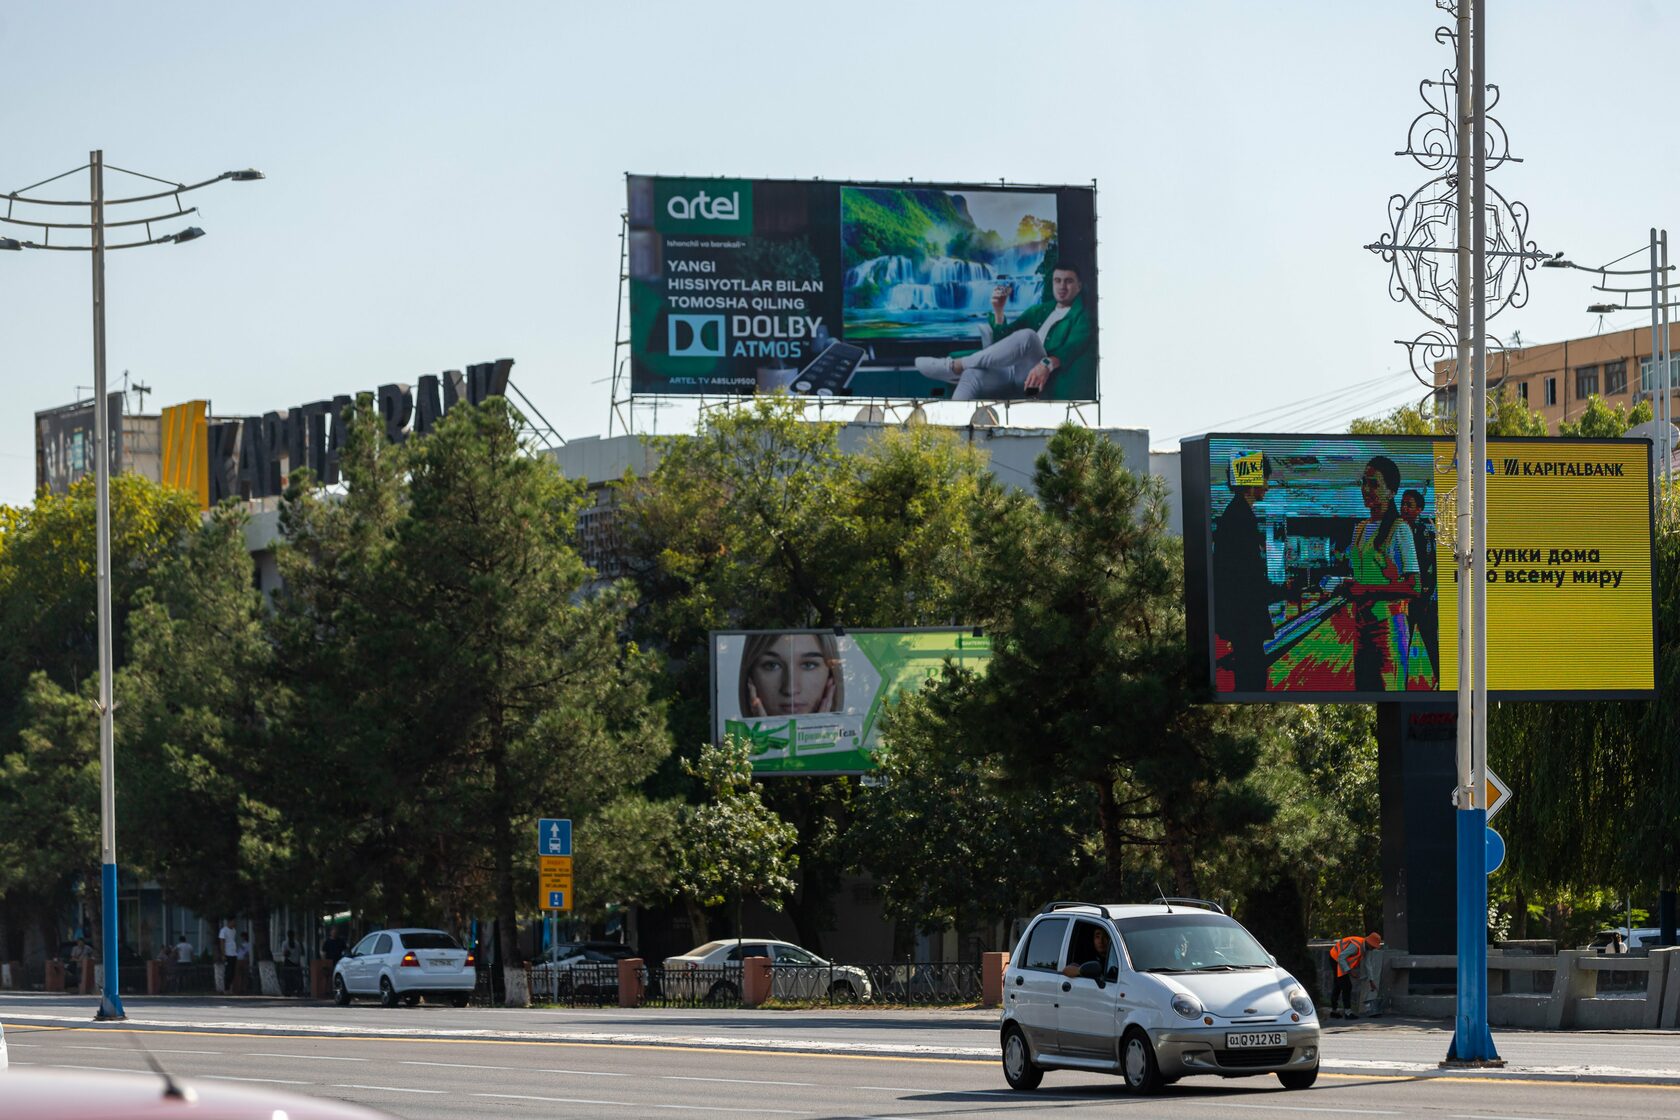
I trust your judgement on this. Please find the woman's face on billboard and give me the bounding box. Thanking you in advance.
[748,635,833,716]
[1360,465,1393,516]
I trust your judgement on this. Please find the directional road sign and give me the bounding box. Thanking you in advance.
[1484,769,1511,823]
[538,818,572,857]
[539,854,573,911]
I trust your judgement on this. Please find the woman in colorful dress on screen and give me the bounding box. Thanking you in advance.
[1346,455,1420,691]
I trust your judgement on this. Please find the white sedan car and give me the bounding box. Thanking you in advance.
[663,939,872,1001]
[332,928,475,1008]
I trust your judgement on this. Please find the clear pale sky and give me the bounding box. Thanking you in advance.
[3,1,1674,507]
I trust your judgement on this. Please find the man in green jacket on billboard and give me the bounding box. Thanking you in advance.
[915,262,1093,400]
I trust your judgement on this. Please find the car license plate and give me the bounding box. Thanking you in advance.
[1225,1032,1286,1048]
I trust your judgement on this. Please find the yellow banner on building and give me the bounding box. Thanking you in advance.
[160,401,210,509]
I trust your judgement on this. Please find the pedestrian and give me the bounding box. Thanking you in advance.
[1606,931,1629,955]
[279,929,302,996]
[218,918,239,994]
[1328,930,1382,1019]
[322,927,345,965]
[235,932,252,995]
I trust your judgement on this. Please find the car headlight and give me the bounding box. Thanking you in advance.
[1171,993,1203,1019]
[1288,987,1313,1016]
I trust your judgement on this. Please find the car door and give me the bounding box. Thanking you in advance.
[345,935,379,993]
[1057,919,1121,1061]
[1010,917,1070,1057]
[369,934,393,991]
[723,943,769,991]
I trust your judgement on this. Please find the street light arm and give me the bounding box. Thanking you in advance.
[3,168,262,207]
[13,230,205,252]
[0,205,199,232]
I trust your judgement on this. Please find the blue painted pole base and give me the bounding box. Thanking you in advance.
[1445,809,1497,1063]
[95,861,126,1021]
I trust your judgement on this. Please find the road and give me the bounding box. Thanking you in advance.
[4,994,1678,1118]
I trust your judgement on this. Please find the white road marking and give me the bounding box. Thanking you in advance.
[248,1052,369,1061]
[144,1048,223,1055]
[398,1059,626,1076]
[202,1074,313,1085]
[665,1075,817,1087]
[478,1094,622,1105]
[30,1063,133,1073]
[334,1083,447,1094]
[1209,1106,1403,1116]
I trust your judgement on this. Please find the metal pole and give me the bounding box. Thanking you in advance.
[1446,0,1499,1066]
[1653,230,1666,486]
[91,149,125,1022]
[1452,0,1474,806]
[1651,230,1663,487]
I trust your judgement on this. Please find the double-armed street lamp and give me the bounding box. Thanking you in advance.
[2,151,261,1020]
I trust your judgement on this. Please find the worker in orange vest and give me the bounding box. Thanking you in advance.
[1329,931,1382,1018]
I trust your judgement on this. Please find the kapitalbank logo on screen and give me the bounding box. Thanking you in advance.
[655,178,753,235]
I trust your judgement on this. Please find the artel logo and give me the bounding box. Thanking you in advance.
[666,189,741,223]
[669,314,725,358]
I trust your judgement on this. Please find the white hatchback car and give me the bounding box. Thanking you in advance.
[663,939,872,1001]
[332,928,475,1008]
[1000,901,1320,1094]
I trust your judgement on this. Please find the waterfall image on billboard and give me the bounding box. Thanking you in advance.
[841,187,1057,342]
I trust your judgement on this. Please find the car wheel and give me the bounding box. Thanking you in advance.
[1278,1065,1319,1090]
[449,993,470,1008]
[1120,1029,1164,1094]
[706,980,740,1003]
[1001,1025,1043,1091]
[379,977,399,1009]
[828,980,857,1001]
[332,975,351,1007]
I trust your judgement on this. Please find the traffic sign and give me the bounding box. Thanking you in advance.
[1485,827,1506,875]
[538,818,572,857]
[1484,769,1511,823]
[539,854,573,911]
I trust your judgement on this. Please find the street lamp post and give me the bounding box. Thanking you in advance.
[2,151,260,1020]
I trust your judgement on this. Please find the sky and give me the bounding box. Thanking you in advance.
[3,0,1676,507]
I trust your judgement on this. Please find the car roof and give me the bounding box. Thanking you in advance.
[674,938,800,955]
[1035,904,1231,921]
[0,1067,395,1118]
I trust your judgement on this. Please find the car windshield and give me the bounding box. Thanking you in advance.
[1117,914,1274,972]
[401,932,460,950]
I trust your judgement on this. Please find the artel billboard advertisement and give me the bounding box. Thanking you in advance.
[1182,434,1656,702]
[712,628,992,775]
[628,176,1098,403]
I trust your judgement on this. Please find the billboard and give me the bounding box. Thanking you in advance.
[1182,434,1656,702]
[712,628,992,774]
[35,394,123,497]
[628,176,1098,403]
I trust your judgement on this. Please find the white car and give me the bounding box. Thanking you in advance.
[1000,901,1320,1094]
[663,939,872,1001]
[332,928,475,1008]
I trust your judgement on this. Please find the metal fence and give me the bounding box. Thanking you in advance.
[163,962,220,994]
[531,962,623,1006]
[641,965,743,1008]
[476,961,985,1008]
[819,962,982,1005]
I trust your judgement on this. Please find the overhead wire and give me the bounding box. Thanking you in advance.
[1159,369,1415,445]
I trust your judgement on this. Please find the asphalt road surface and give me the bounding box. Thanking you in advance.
[4,994,1677,1118]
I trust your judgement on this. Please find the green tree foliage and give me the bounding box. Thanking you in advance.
[275,398,670,992]
[117,502,288,951]
[617,399,989,948]
[1558,395,1653,438]
[853,687,1101,942]
[671,737,798,943]
[1350,386,1550,437]
[0,475,200,737]
[930,425,1273,895]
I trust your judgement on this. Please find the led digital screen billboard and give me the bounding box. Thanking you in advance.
[1182,434,1656,702]
[628,176,1098,403]
[711,628,992,774]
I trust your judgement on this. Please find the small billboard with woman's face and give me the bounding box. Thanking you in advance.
[1182,433,1656,702]
[711,628,992,774]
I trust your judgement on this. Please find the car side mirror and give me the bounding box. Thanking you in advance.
[1078,959,1104,986]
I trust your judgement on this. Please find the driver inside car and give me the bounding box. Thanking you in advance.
[1062,924,1118,979]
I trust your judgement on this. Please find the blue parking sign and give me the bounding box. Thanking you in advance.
[548,890,566,909]
[538,818,572,856]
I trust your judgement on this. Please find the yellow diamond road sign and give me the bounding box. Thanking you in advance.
[539,854,573,912]
[1484,768,1511,823]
